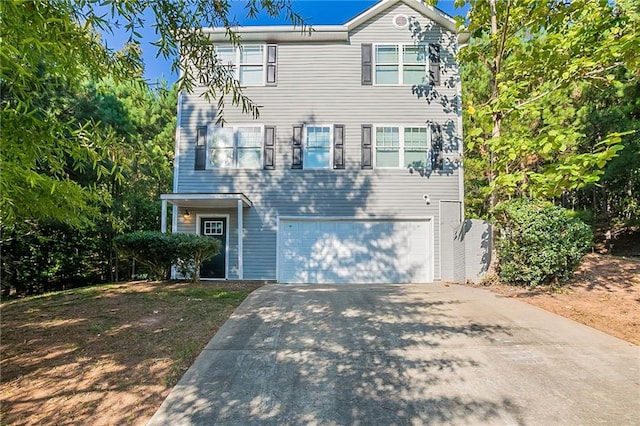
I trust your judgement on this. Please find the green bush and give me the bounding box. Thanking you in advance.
[114,232,220,282]
[493,199,592,286]
[173,233,221,282]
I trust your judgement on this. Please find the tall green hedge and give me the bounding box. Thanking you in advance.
[493,199,592,286]
[114,232,220,282]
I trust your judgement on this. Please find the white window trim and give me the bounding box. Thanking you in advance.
[207,124,265,170]
[373,124,431,169]
[216,44,267,86]
[373,43,428,86]
[303,124,334,170]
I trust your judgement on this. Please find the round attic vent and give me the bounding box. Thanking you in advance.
[393,14,409,29]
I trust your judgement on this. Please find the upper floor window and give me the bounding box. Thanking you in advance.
[361,43,438,86]
[374,126,429,168]
[209,126,263,169]
[216,45,266,86]
[375,44,427,85]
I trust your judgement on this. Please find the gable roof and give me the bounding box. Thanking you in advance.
[345,0,456,33]
[205,0,468,44]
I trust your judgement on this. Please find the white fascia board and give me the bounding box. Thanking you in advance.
[345,0,458,34]
[160,193,253,208]
[277,215,434,222]
[203,26,348,43]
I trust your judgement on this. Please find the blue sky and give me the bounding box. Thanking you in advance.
[101,1,466,84]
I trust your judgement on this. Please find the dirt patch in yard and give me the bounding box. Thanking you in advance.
[477,253,640,345]
[1,280,264,425]
[2,255,638,425]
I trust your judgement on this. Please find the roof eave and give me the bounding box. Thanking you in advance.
[203,26,349,43]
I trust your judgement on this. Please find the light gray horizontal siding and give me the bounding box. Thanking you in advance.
[172,3,463,281]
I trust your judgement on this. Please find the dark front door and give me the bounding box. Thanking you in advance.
[200,217,226,279]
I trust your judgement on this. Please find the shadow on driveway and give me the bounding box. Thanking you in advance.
[148,283,639,425]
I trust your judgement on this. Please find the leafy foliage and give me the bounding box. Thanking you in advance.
[568,77,640,225]
[452,0,639,217]
[1,0,306,295]
[1,0,305,229]
[114,232,220,282]
[173,234,222,283]
[0,1,137,227]
[0,79,177,296]
[493,199,592,287]
[1,222,103,296]
[114,231,178,280]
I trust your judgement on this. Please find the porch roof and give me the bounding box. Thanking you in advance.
[160,193,253,209]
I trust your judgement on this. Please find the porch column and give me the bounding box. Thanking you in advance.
[237,199,244,279]
[161,199,168,233]
[170,204,178,279]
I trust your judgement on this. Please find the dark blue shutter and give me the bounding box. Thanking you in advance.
[264,126,275,170]
[361,44,372,85]
[431,123,443,170]
[266,45,277,85]
[292,125,303,169]
[195,126,207,170]
[333,125,345,169]
[361,125,373,169]
[429,44,440,86]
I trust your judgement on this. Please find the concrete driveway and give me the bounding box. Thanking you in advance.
[148,283,639,425]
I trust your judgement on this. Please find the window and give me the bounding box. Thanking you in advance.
[375,45,399,84]
[208,126,263,169]
[403,46,427,84]
[375,127,400,167]
[304,126,332,169]
[374,44,428,85]
[374,126,429,168]
[203,220,224,236]
[292,125,344,169]
[215,45,266,85]
[403,127,429,166]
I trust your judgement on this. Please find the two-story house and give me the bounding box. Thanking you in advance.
[160,0,474,284]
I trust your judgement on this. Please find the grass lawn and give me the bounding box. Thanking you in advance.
[1,280,264,425]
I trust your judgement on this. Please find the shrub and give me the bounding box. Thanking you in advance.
[173,233,221,282]
[493,198,592,287]
[114,232,178,280]
[114,232,221,282]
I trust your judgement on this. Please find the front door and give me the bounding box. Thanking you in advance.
[200,217,226,279]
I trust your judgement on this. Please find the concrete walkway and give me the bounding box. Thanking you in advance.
[148,284,639,425]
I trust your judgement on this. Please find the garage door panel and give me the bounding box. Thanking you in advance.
[278,219,432,284]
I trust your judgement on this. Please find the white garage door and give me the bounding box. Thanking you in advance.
[277,219,432,284]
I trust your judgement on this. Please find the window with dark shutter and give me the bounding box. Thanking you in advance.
[333,125,345,169]
[266,45,277,86]
[361,125,373,169]
[361,44,373,85]
[429,44,440,86]
[195,126,207,170]
[431,123,443,170]
[264,126,276,170]
[291,125,303,169]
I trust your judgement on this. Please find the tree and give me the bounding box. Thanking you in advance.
[1,0,305,229]
[445,0,639,217]
[0,78,178,295]
[570,77,640,225]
